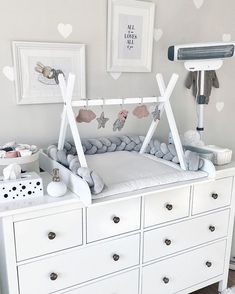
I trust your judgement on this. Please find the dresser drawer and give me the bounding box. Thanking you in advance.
[193,177,233,215]
[144,209,229,262]
[144,187,190,228]
[62,269,139,294]
[142,240,226,294]
[87,198,141,242]
[15,209,83,261]
[18,234,140,294]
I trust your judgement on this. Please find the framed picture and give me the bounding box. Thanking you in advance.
[12,42,86,105]
[107,0,155,73]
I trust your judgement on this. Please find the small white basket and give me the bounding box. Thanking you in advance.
[200,145,233,166]
[213,149,233,165]
[185,145,232,166]
[0,152,40,176]
[0,172,43,203]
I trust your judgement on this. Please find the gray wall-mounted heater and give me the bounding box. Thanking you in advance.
[168,42,235,136]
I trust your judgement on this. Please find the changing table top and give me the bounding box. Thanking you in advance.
[0,161,235,217]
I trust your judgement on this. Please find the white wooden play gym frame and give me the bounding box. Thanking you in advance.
[40,72,215,206]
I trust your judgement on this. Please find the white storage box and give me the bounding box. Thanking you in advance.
[0,151,40,175]
[0,172,43,203]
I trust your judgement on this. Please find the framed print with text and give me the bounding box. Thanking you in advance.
[107,0,155,72]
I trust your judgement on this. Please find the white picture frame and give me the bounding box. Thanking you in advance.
[107,0,155,73]
[12,41,86,105]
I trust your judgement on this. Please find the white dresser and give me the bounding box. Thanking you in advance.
[0,164,235,294]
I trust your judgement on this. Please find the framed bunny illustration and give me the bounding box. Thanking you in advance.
[12,42,86,104]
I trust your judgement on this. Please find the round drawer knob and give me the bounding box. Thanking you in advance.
[212,193,218,200]
[50,272,58,281]
[48,232,56,240]
[113,254,120,261]
[163,277,170,284]
[165,204,173,211]
[209,226,216,232]
[164,239,172,246]
[206,261,212,268]
[113,216,120,224]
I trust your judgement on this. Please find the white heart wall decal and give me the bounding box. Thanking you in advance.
[193,0,204,9]
[216,102,225,112]
[222,33,232,42]
[57,23,73,39]
[109,72,122,80]
[154,28,163,42]
[2,66,14,81]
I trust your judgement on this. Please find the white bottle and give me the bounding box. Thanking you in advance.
[47,168,67,197]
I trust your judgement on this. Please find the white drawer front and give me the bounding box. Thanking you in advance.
[87,198,141,242]
[18,234,140,294]
[193,177,233,215]
[144,209,229,262]
[142,240,226,294]
[144,187,190,228]
[15,209,83,261]
[62,270,139,294]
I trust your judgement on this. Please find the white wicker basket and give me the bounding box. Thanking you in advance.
[213,149,233,165]
[0,152,40,175]
[200,145,232,166]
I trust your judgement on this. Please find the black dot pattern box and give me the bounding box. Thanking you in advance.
[0,172,43,203]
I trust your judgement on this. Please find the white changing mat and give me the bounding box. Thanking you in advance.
[86,151,208,199]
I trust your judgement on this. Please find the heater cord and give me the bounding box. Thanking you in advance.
[196,71,200,129]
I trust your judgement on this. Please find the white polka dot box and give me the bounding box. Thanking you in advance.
[0,172,43,203]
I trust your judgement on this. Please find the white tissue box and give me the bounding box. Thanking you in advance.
[0,172,43,203]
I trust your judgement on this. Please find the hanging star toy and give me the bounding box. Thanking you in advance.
[97,111,109,129]
[151,105,161,121]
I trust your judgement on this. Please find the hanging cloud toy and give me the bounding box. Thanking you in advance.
[133,105,149,119]
[76,109,96,123]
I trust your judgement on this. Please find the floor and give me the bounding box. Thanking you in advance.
[192,270,235,293]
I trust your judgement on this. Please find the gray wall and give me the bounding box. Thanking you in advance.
[0,0,235,151]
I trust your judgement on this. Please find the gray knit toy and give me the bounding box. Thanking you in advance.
[113,110,128,131]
